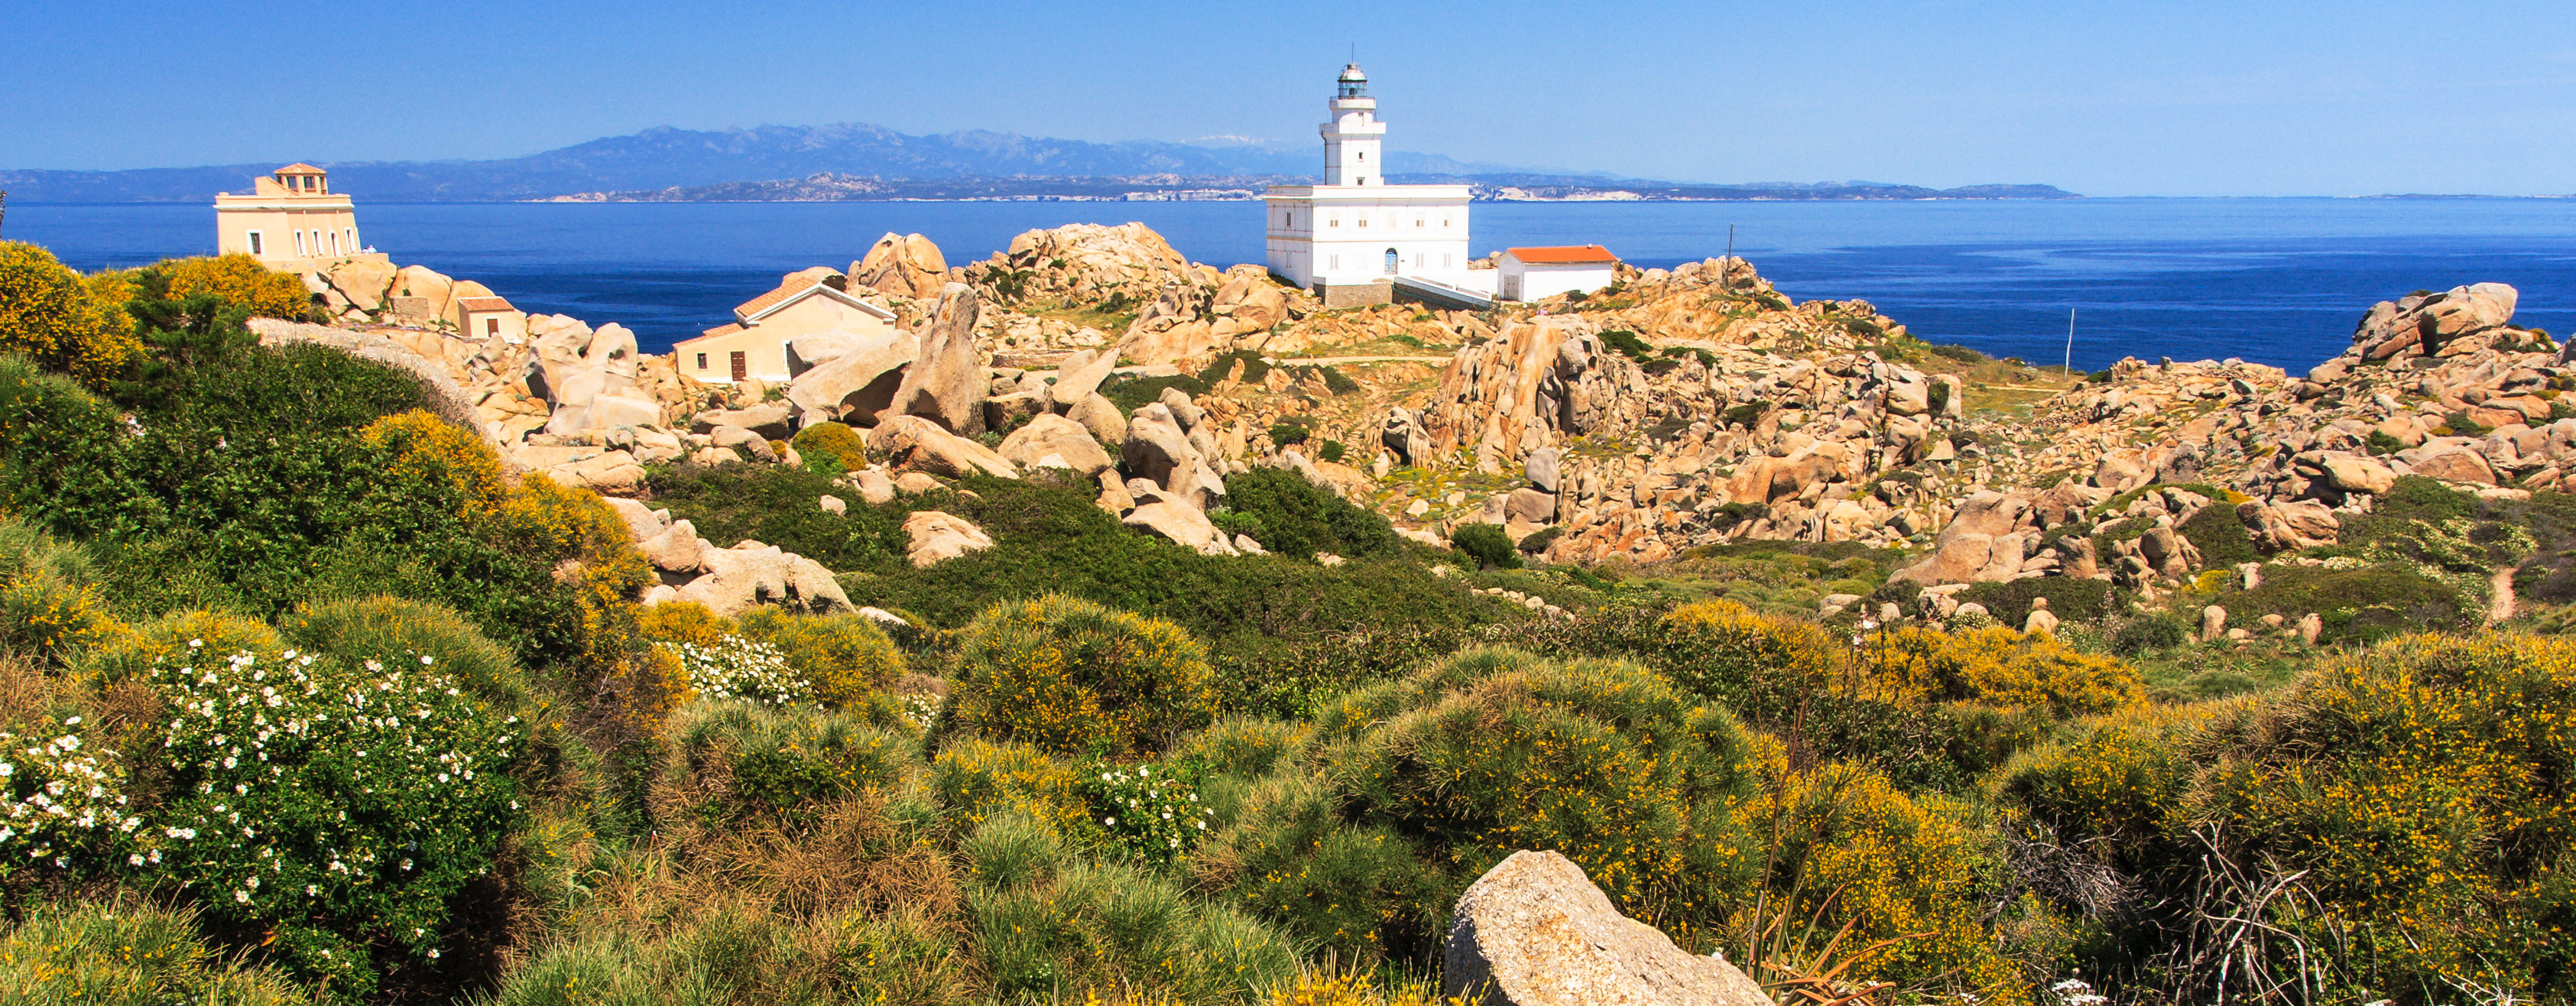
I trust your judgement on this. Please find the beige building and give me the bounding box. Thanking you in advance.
[456,295,527,343]
[214,164,382,276]
[675,270,897,384]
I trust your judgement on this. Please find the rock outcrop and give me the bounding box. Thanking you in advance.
[849,232,951,300]
[884,284,988,436]
[1445,851,1768,1006]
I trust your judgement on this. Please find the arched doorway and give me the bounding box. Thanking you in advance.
[1384,248,1399,274]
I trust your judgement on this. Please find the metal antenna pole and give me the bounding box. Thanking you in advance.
[2064,307,2077,375]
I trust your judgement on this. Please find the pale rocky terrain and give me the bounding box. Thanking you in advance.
[272,222,2576,633]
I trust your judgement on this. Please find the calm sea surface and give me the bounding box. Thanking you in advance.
[15,198,2576,372]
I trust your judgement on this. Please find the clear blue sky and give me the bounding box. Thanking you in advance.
[5,0,2572,196]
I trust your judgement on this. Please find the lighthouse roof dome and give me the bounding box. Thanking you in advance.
[1338,63,1367,83]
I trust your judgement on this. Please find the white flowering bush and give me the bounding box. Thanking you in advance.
[146,647,524,995]
[0,717,141,875]
[1077,761,1213,865]
[662,634,813,706]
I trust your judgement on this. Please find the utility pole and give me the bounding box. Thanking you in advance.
[2064,307,2077,375]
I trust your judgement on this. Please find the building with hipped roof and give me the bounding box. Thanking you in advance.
[1499,245,1621,302]
[214,164,384,279]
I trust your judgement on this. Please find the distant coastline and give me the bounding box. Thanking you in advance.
[537,174,2083,204]
[0,121,2078,204]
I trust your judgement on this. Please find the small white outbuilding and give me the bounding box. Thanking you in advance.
[1498,245,1621,302]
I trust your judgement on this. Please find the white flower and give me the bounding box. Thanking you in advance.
[1104,816,1118,826]
[234,890,250,904]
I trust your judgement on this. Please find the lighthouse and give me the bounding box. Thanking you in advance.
[1264,64,1474,307]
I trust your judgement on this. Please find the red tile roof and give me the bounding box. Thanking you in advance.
[276,163,326,174]
[695,323,745,340]
[732,275,822,320]
[453,296,515,312]
[1506,245,1619,264]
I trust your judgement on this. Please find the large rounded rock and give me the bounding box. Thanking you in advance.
[870,415,1018,479]
[848,232,949,300]
[1445,850,1767,1006]
[902,511,994,567]
[786,329,918,424]
[997,414,1112,479]
[671,542,850,615]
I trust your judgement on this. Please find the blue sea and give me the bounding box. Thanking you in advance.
[15,198,2576,372]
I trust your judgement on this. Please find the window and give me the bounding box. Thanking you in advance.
[293,230,306,256]
[1416,217,1424,228]
[1329,255,1340,270]
[1445,253,1454,268]
[328,230,339,256]
[246,231,262,255]
[1358,217,1367,227]
[1329,216,1339,227]
[1358,151,1364,161]
[696,352,709,370]
[346,227,357,251]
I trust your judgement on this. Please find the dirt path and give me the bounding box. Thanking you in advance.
[2490,563,2520,624]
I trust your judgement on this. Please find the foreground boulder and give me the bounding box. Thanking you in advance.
[1445,850,1768,1006]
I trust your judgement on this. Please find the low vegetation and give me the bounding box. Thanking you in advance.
[1,240,2572,1005]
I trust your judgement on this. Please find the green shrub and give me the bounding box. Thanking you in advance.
[2175,501,2260,570]
[1220,467,1403,561]
[1517,524,1565,557]
[853,477,1483,674]
[137,647,525,995]
[278,595,526,704]
[1449,523,1520,570]
[1210,648,1758,964]
[968,858,1296,1003]
[657,699,914,826]
[2110,612,2189,655]
[2226,563,2471,644]
[0,898,312,1004]
[1317,438,1346,464]
[479,901,970,1006]
[646,463,904,573]
[1598,329,1654,362]
[1101,373,1210,415]
[790,420,868,476]
[1268,420,1310,446]
[949,595,1218,757]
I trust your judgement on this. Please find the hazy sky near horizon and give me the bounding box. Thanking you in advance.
[5,0,2572,196]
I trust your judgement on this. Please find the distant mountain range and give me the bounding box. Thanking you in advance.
[0,123,2079,203]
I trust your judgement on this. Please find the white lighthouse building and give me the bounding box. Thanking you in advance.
[1264,65,1475,307]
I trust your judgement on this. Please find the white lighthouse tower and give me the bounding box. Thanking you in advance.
[1264,64,1473,307]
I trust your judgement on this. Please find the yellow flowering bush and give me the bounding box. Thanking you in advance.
[0,899,310,1004]
[0,242,141,385]
[158,254,309,321]
[1735,753,2022,1000]
[360,410,507,518]
[930,737,1096,836]
[2194,632,2576,996]
[485,475,663,727]
[737,607,905,706]
[1861,625,2142,717]
[636,599,733,648]
[1653,599,1838,713]
[79,608,274,683]
[951,595,1218,757]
